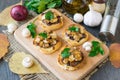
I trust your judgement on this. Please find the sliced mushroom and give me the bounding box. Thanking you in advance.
[39,41,43,47]
[50,33,57,39]
[43,43,50,48]
[47,34,51,39]
[69,55,75,62]
[50,18,58,23]
[43,39,49,44]
[70,61,81,67]
[73,35,79,41]
[33,36,40,45]
[33,31,59,48]
[72,50,82,61]
[42,19,49,24]
[63,58,69,64]
[39,36,44,40]
[52,39,57,45]
[78,34,82,38]
[66,30,71,35]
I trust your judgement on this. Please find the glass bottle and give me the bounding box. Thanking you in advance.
[92,0,106,13]
[99,0,120,43]
[93,0,106,3]
[62,0,92,14]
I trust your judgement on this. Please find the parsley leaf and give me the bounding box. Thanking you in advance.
[89,41,104,57]
[89,50,99,57]
[39,32,47,38]
[92,41,99,47]
[24,0,39,12]
[68,26,79,32]
[37,1,46,13]
[61,48,71,58]
[24,0,62,14]
[99,47,104,55]
[53,0,62,7]
[45,11,54,20]
[47,2,56,8]
[27,23,37,38]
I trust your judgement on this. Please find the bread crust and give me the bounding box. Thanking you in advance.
[33,31,62,54]
[63,24,89,46]
[58,55,86,71]
[36,40,61,54]
[38,9,63,31]
[57,47,86,71]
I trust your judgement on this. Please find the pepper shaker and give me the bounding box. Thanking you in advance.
[99,0,120,43]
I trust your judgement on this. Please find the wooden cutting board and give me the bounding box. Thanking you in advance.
[14,9,109,80]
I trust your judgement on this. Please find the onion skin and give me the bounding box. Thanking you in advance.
[10,5,28,21]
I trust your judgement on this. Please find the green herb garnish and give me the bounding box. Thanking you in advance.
[89,41,104,57]
[61,48,71,58]
[68,26,79,32]
[24,0,62,14]
[27,23,37,38]
[45,11,54,20]
[39,32,47,38]
[47,2,56,8]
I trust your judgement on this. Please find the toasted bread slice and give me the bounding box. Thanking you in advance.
[63,24,89,46]
[58,46,86,71]
[33,31,62,54]
[38,9,63,31]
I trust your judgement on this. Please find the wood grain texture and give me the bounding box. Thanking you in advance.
[14,9,109,80]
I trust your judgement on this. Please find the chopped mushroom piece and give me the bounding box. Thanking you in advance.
[42,12,61,26]
[61,48,83,67]
[65,26,87,42]
[33,31,58,48]
[69,55,75,62]
[63,58,69,64]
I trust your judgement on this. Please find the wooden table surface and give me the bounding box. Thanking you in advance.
[0,0,120,80]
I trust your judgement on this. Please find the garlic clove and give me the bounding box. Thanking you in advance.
[22,57,33,68]
[83,5,102,27]
[73,13,83,23]
[22,28,31,37]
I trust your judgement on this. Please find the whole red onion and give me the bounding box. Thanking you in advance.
[10,5,28,21]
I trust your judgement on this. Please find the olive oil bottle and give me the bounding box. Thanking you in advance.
[62,0,92,14]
